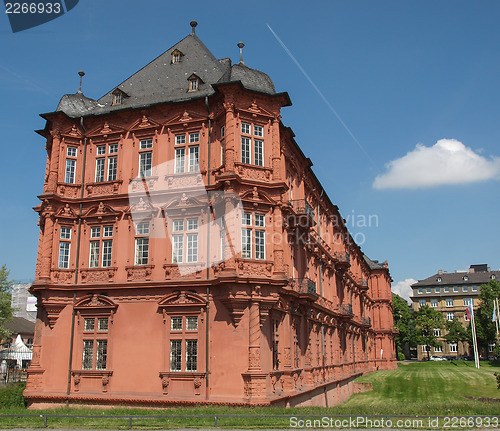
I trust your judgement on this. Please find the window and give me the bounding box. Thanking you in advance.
[65,147,77,183]
[472,285,478,291]
[169,316,199,372]
[491,275,497,280]
[82,317,109,370]
[453,286,458,292]
[419,299,426,307]
[188,77,199,91]
[89,225,113,268]
[435,287,440,293]
[447,312,455,321]
[464,298,472,306]
[240,122,265,166]
[272,319,280,370]
[449,343,457,353]
[418,288,423,294]
[139,139,153,177]
[463,276,469,281]
[444,287,449,292]
[135,222,149,265]
[58,227,72,269]
[422,345,430,352]
[489,343,496,353]
[241,212,266,260]
[426,288,431,293]
[174,134,199,173]
[434,346,442,353]
[462,286,468,292]
[446,298,454,307]
[431,299,438,308]
[94,144,119,182]
[171,218,198,264]
[434,329,441,337]
[437,277,442,282]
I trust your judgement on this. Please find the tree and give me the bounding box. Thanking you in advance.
[474,279,500,354]
[443,318,469,347]
[414,305,445,360]
[0,264,14,342]
[392,294,417,359]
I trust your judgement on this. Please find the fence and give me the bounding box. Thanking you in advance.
[0,414,496,429]
[0,347,31,383]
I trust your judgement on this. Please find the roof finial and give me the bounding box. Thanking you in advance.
[237,41,245,65]
[190,20,198,34]
[77,70,85,94]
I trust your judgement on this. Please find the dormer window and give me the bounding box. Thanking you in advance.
[189,78,198,91]
[172,49,184,64]
[111,89,127,106]
[188,74,203,92]
[437,277,442,282]
[463,275,469,281]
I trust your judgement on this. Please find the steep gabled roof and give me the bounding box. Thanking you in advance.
[52,27,282,119]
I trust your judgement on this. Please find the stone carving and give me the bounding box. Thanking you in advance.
[80,268,116,283]
[73,374,81,391]
[52,270,74,284]
[86,182,120,196]
[161,377,169,394]
[235,164,272,181]
[102,375,110,391]
[236,260,272,277]
[166,174,202,189]
[193,378,202,395]
[126,265,154,281]
[57,184,80,198]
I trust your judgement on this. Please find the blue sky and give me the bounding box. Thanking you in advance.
[1,0,499,300]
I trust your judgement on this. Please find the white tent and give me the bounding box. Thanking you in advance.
[0,334,32,368]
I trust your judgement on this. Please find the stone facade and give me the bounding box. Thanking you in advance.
[25,24,396,408]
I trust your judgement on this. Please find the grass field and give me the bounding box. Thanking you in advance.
[0,360,498,428]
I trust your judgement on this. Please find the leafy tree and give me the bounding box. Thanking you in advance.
[444,318,468,345]
[0,264,14,342]
[414,305,445,360]
[392,294,417,359]
[474,280,500,354]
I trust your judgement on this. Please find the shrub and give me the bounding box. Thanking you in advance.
[398,352,406,361]
[494,372,500,390]
[0,383,27,408]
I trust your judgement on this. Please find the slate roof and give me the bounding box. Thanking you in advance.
[363,255,387,270]
[55,30,279,119]
[4,317,35,335]
[411,269,500,288]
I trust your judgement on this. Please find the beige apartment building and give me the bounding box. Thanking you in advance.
[411,264,499,360]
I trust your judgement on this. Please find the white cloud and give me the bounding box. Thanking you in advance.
[391,278,416,303]
[373,139,500,189]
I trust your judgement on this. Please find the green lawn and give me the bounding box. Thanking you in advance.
[0,361,498,428]
[337,360,500,415]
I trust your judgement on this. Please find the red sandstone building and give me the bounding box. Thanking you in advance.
[25,23,396,408]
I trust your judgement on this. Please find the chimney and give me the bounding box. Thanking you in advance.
[470,267,475,273]
[488,267,491,272]
[444,271,447,274]
[438,270,443,275]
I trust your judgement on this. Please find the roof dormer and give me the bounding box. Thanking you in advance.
[172,49,184,64]
[187,74,203,92]
[111,88,128,106]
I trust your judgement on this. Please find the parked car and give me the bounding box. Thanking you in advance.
[430,356,447,361]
